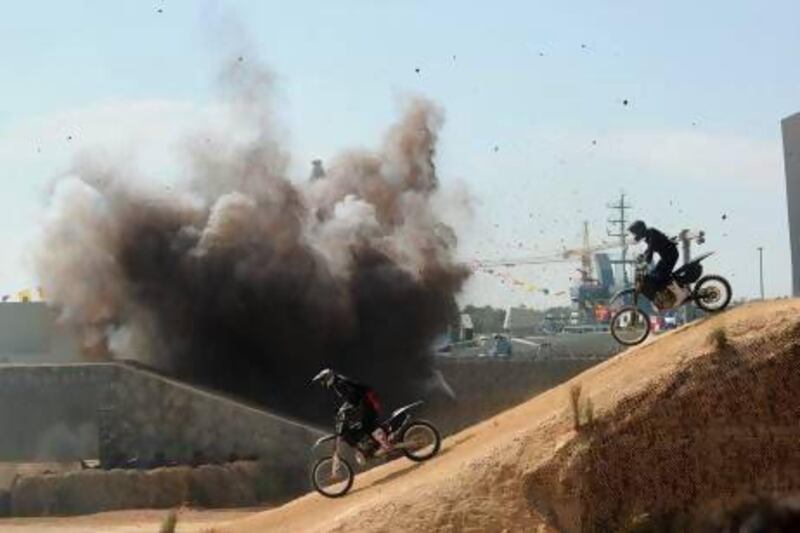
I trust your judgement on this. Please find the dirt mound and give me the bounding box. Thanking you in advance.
[220,299,800,532]
[526,312,800,530]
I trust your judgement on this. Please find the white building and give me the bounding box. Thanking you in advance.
[459,313,474,341]
[782,112,800,296]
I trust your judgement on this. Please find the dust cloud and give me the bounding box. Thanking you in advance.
[36,56,468,421]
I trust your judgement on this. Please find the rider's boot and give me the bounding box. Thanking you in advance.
[668,280,691,306]
[371,427,393,457]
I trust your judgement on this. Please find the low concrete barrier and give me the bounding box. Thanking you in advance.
[9,461,276,516]
[0,363,322,513]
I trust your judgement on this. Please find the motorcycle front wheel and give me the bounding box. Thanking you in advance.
[693,275,732,313]
[610,306,651,346]
[400,420,441,462]
[311,456,354,498]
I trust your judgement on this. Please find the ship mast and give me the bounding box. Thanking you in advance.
[606,193,635,285]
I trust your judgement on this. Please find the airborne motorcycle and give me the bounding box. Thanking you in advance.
[609,251,732,346]
[310,400,441,498]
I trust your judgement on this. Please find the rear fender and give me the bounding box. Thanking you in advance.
[689,251,715,264]
[385,401,424,433]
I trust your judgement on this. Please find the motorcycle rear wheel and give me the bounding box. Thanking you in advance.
[400,420,441,462]
[693,275,732,313]
[610,306,651,346]
[311,456,354,498]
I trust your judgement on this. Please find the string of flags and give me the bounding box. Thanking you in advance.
[1,287,45,303]
[467,262,565,297]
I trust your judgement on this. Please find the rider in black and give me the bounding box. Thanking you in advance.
[628,220,690,305]
[312,368,393,456]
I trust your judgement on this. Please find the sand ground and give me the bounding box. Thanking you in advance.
[3,299,797,532]
[0,508,260,532]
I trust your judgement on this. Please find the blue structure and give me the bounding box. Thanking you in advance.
[594,253,615,289]
[569,253,617,324]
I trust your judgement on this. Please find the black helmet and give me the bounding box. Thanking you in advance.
[311,368,336,388]
[628,220,647,242]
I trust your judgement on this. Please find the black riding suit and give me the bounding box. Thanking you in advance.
[328,373,382,448]
[642,227,679,287]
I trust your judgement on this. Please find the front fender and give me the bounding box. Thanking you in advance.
[313,434,336,449]
[609,287,635,305]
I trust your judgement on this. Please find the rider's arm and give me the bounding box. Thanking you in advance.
[332,376,364,404]
[331,377,348,401]
[644,244,654,263]
[643,228,657,263]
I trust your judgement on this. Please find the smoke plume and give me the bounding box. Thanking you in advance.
[36,58,468,422]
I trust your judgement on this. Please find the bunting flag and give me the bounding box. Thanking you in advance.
[466,260,565,297]
[473,265,553,295]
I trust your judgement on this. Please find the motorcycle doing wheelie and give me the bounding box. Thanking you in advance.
[310,401,441,497]
[609,251,732,346]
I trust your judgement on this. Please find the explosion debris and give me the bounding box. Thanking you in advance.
[36,57,468,422]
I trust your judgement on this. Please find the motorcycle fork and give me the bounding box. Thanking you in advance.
[391,415,412,442]
[632,291,645,324]
[331,437,342,476]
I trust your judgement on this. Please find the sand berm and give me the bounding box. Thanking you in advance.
[219,299,800,532]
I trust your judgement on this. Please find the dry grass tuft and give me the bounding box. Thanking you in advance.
[570,384,582,431]
[159,509,178,533]
[584,398,595,427]
[570,383,595,431]
[708,325,730,352]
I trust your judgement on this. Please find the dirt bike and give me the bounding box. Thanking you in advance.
[608,251,732,346]
[310,400,441,498]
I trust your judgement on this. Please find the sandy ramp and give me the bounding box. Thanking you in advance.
[221,299,800,532]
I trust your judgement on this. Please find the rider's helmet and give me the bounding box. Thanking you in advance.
[628,220,647,242]
[311,368,336,388]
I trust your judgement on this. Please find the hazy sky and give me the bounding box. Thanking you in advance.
[1,0,798,307]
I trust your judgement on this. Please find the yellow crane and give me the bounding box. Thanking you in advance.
[472,221,624,275]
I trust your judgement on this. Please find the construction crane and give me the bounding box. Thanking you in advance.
[561,221,622,281]
[472,221,624,271]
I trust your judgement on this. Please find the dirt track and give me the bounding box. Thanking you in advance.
[4,299,799,532]
[0,508,258,532]
[219,298,800,532]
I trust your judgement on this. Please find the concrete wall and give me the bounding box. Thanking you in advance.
[431,357,601,434]
[0,303,80,364]
[0,357,602,464]
[101,365,322,480]
[0,363,322,495]
[0,357,603,514]
[0,364,108,461]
